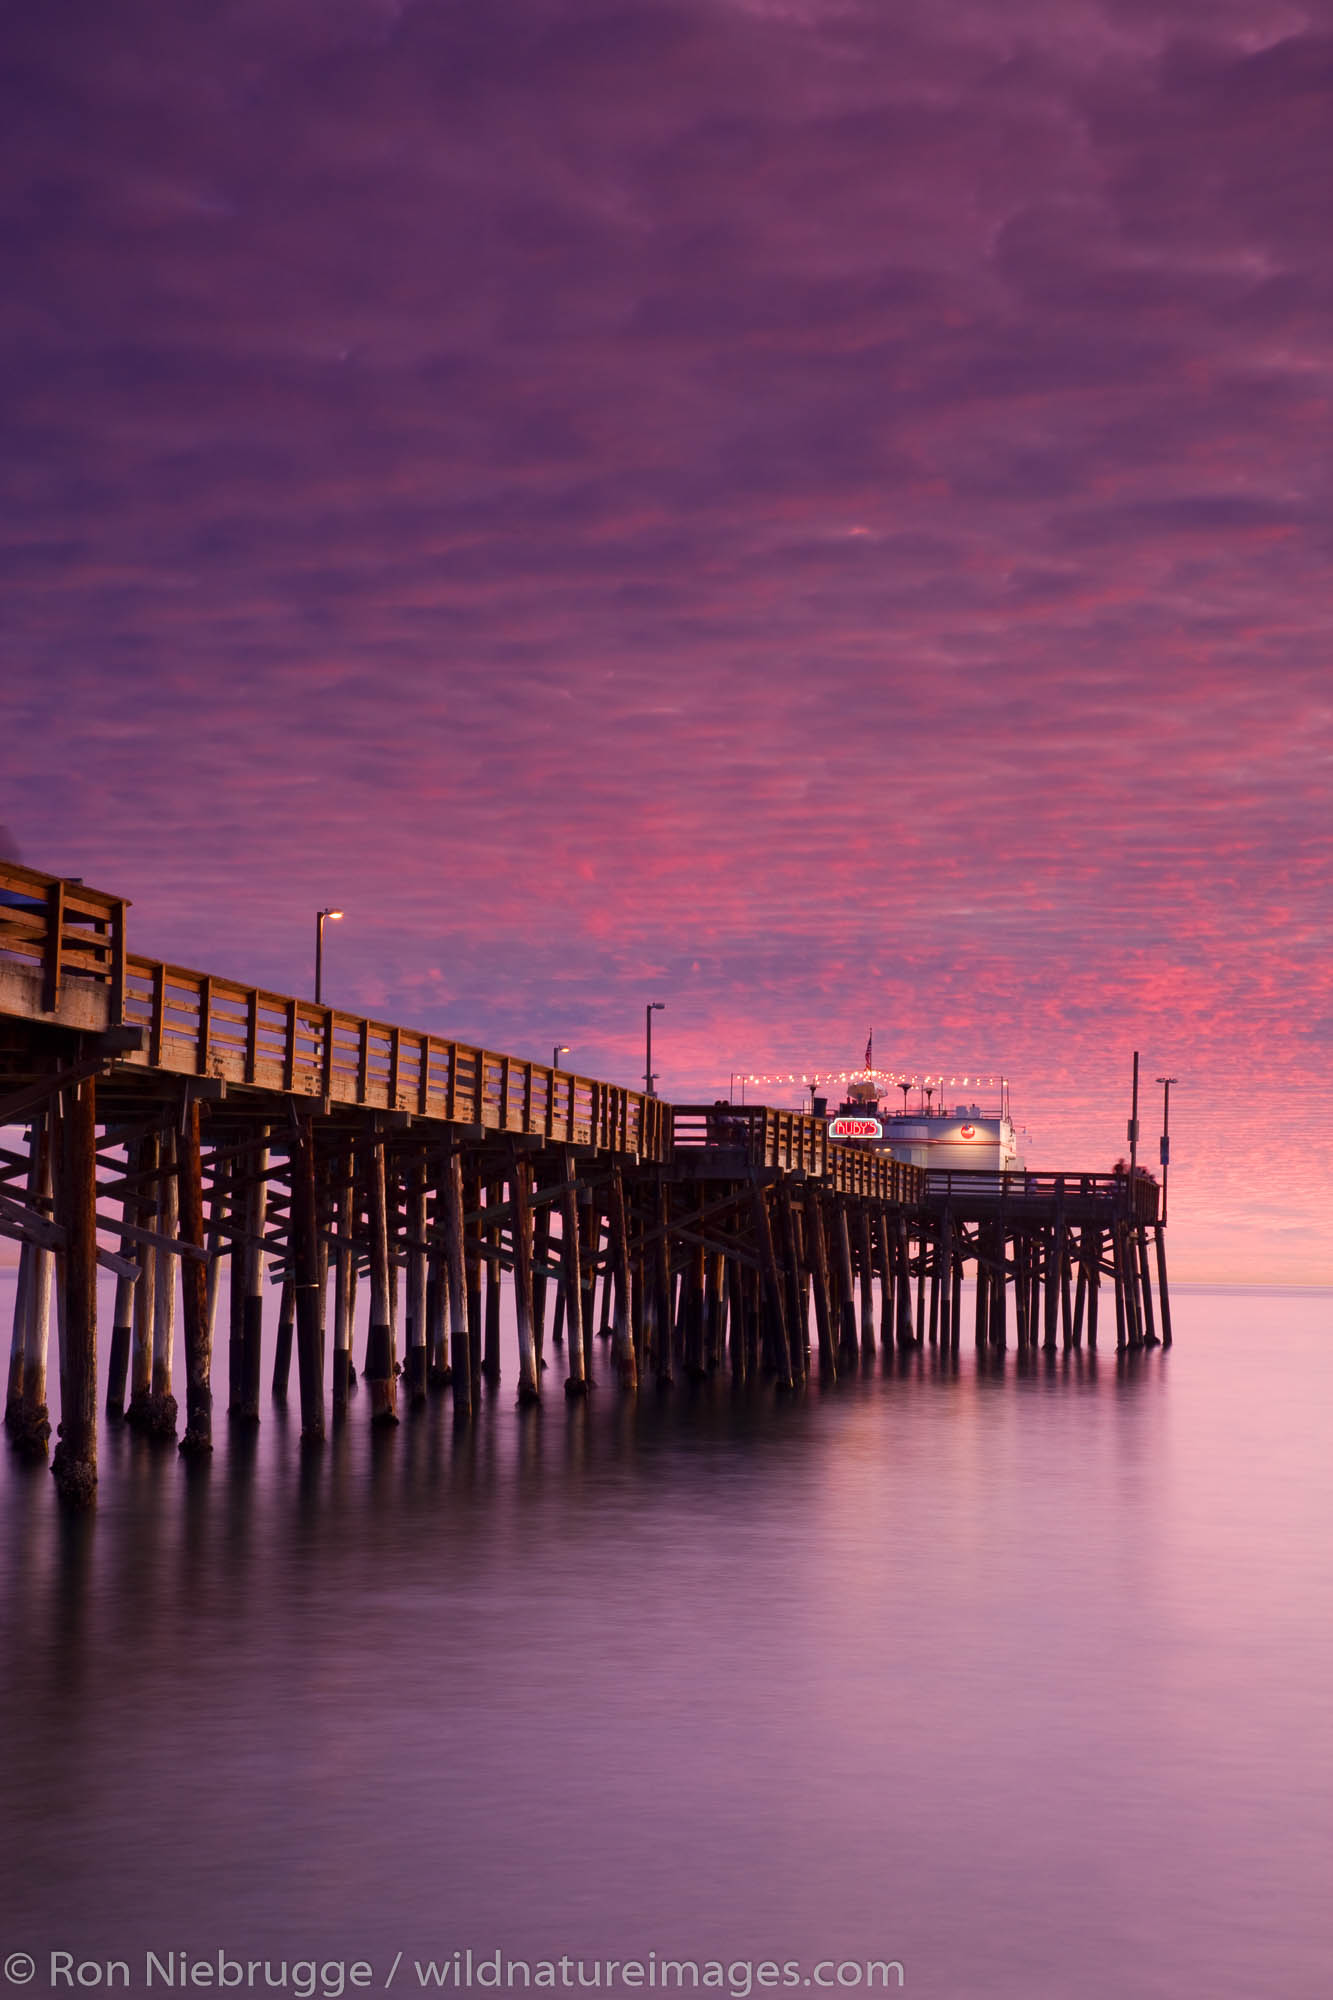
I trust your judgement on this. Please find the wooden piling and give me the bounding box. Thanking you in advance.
[236,1129,267,1419]
[107,1138,136,1419]
[1137,1223,1159,1346]
[833,1201,858,1367]
[14,1118,54,1457]
[874,1209,895,1356]
[405,1153,429,1404]
[290,1122,326,1440]
[653,1180,672,1387]
[560,1151,589,1397]
[751,1184,792,1389]
[273,1278,296,1400]
[331,1148,354,1415]
[606,1166,637,1390]
[178,1099,213,1454]
[51,1076,97,1506]
[511,1155,540,1405]
[483,1178,503,1386]
[803,1184,835,1379]
[1154,1223,1173,1349]
[857,1204,876,1363]
[5,1231,28,1431]
[462,1162,482,1388]
[127,1130,157,1428]
[779,1185,807,1381]
[442,1146,472,1415]
[364,1132,397,1423]
[894,1216,914,1350]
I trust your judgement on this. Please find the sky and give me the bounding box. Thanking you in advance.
[2,0,1331,1282]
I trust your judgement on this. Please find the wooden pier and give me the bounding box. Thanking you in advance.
[0,861,1169,1505]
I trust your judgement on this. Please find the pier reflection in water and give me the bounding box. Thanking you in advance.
[2,1284,1330,2000]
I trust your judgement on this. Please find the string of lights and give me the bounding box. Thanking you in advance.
[739,1070,1003,1088]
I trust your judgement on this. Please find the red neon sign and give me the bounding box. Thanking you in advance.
[960,1123,976,1139]
[828,1117,883,1140]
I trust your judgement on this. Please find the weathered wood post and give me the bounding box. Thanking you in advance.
[511,1154,541,1405]
[51,1075,97,1506]
[13,1116,54,1456]
[364,1129,398,1423]
[778,1184,807,1381]
[579,1185,599,1383]
[606,1165,637,1390]
[482,1177,503,1387]
[178,1098,214,1454]
[532,1200,550,1369]
[653,1180,672,1387]
[462,1162,483,1388]
[272,1280,296,1398]
[751,1183,793,1389]
[128,1129,157,1428]
[1154,1224,1173,1349]
[205,1149,228,1359]
[560,1150,588,1397]
[726,1254,746,1383]
[1136,1223,1159,1346]
[989,1229,1007,1348]
[6,1232,29,1431]
[894,1215,915,1350]
[290,1122,326,1440]
[107,1131,136,1419]
[1086,1225,1101,1348]
[802,1184,835,1379]
[147,1121,180,1434]
[405,1153,429,1405]
[236,1128,268,1420]
[833,1200,858,1367]
[443,1146,472,1416]
[856,1205,876,1362]
[938,1208,954,1354]
[974,1233,990,1349]
[330,1148,354,1415]
[874,1209,895,1356]
[1112,1224,1128,1349]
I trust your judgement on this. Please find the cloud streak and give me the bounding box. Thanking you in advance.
[2,0,1330,1277]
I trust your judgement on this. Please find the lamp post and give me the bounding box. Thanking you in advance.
[553,1044,570,1070]
[645,1002,664,1096]
[315,907,343,1004]
[1128,1049,1140,1179]
[1155,1076,1177,1224]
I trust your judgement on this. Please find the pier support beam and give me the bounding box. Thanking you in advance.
[444,1147,472,1417]
[364,1132,397,1424]
[13,1117,54,1458]
[561,1152,589,1397]
[51,1076,97,1507]
[803,1185,835,1380]
[291,1122,326,1440]
[178,1100,213,1454]
[607,1166,637,1390]
[512,1156,540,1405]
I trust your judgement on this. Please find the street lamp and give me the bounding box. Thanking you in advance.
[645,1002,664,1096]
[315,907,343,1004]
[553,1044,570,1070]
[1155,1076,1178,1224]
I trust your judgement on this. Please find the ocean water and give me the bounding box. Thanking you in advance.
[1,1281,1330,1999]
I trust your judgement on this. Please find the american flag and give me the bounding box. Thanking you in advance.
[864,1031,872,1069]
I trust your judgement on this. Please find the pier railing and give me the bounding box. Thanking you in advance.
[922,1167,1160,1224]
[0,861,127,1020]
[672,1105,925,1202]
[114,958,670,1158]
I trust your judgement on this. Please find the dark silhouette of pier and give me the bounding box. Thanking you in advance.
[0,860,1167,1505]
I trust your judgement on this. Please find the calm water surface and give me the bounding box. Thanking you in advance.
[2,1284,1330,1999]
